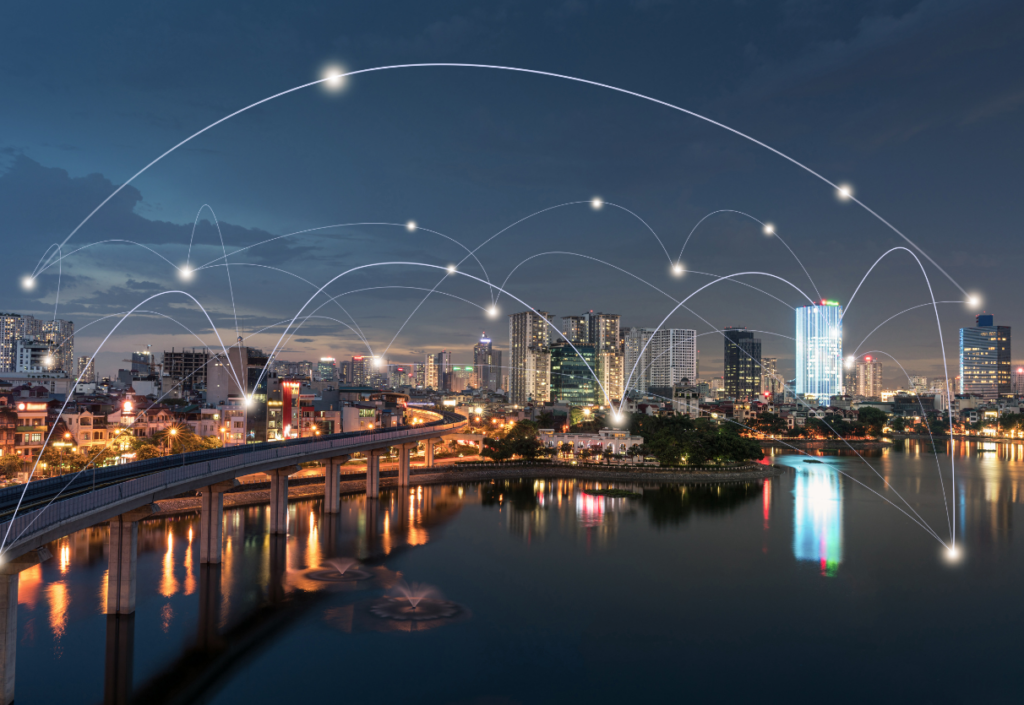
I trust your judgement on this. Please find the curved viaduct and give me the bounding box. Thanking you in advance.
[0,411,466,704]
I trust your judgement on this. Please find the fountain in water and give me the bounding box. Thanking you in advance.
[368,580,461,621]
[305,556,373,583]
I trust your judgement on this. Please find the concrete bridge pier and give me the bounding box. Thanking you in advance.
[367,450,383,498]
[398,444,415,487]
[424,439,435,468]
[0,547,50,705]
[268,534,287,604]
[199,481,237,564]
[107,505,157,615]
[103,613,134,705]
[324,455,351,514]
[364,498,380,556]
[268,466,301,535]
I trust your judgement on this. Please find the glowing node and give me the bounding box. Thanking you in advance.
[179,266,193,281]
[763,223,775,235]
[487,305,498,318]
[43,356,53,367]
[447,265,457,274]
[944,546,962,564]
[320,64,346,92]
[836,184,854,201]
[21,276,34,290]
[845,355,855,369]
[590,197,603,210]
[967,294,981,308]
[406,220,417,232]
[672,263,684,277]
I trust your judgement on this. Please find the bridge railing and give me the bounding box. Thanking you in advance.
[0,415,465,550]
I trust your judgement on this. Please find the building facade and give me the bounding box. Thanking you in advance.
[550,342,598,406]
[508,310,552,405]
[795,302,843,405]
[959,313,1011,402]
[856,356,883,398]
[473,333,502,391]
[724,327,762,400]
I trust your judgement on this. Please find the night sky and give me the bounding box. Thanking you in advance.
[3,0,1022,383]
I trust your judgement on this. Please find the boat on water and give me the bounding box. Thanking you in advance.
[802,459,823,463]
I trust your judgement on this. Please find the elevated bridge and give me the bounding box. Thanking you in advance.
[0,411,466,705]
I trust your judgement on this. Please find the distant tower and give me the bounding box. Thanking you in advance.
[795,301,843,405]
[959,313,1011,401]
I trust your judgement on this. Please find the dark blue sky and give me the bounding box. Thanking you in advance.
[2,0,1022,382]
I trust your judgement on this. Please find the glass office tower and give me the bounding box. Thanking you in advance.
[795,301,843,405]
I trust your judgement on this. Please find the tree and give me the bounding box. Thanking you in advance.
[857,407,888,436]
[891,416,907,433]
[0,454,23,480]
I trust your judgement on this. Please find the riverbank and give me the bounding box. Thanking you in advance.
[152,462,784,516]
[760,439,888,450]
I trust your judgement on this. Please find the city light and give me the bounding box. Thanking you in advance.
[406,220,416,232]
[672,263,684,276]
[320,63,346,92]
[43,355,53,367]
[590,197,603,210]
[179,266,193,281]
[245,395,254,407]
[763,223,775,235]
[21,276,34,290]
[836,184,854,201]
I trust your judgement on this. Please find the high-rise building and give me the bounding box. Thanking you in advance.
[509,310,552,405]
[14,338,52,373]
[795,302,843,405]
[724,328,762,400]
[413,362,425,388]
[77,356,96,383]
[856,356,883,398]
[162,347,211,394]
[474,333,502,390]
[647,329,697,390]
[761,357,782,397]
[431,351,453,391]
[550,342,598,406]
[910,376,928,394]
[40,319,74,374]
[350,356,370,386]
[317,357,336,382]
[560,316,587,345]
[0,313,74,373]
[1012,367,1024,397]
[338,360,351,384]
[622,327,652,394]
[959,313,1011,402]
[131,351,154,375]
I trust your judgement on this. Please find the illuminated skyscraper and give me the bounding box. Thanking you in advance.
[856,356,883,398]
[550,342,598,405]
[317,357,336,382]
[959,313,1011,402]
[473,333,502,390]
[795,302,843,405]
[723,328,761,400]
[509,310,552,405]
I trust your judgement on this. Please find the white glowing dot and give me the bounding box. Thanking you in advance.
[406,220,417,232]
[590,197,603,210]
[447,265,457,274]
[944,546,962,563]
[836,184,854,201]
[672,263,684,276]
[321,64,346,92]
[763,223,775,235]
[845,355,855,368]
[21,276,35,290]
[180,266,193,281]
[967,295,981,307]
[43,356,53,367]
[488,306,498,318]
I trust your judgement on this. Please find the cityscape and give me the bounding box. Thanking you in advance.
[2,2,1024,703]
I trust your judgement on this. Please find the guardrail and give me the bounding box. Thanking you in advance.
[0,413,465,550]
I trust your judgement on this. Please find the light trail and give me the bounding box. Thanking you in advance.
[675,209,822,301]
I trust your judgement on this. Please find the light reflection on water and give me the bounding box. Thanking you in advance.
[10,443,1024,703]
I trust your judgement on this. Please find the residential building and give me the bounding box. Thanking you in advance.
[622,327,652,394]
[14,338,53,373]
[960,313,1011,402]
[910,376,928,394]
[508,310,552,405]
[856,356,883,398]
[77,356,95,384]
[350,355,370,386]
[473,333,502,391]
[761,357,782,397]
[162,347,210,395]
[317,357,337,382]
[795,302,843,405]
[724,328,762,400]
[647,328,697,390]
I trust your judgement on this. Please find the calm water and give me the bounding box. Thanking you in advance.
[13,439,1024,704]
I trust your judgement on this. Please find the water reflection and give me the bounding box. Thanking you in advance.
[792,468,843,577]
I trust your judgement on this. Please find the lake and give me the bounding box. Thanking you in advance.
[12,439,1024,704]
